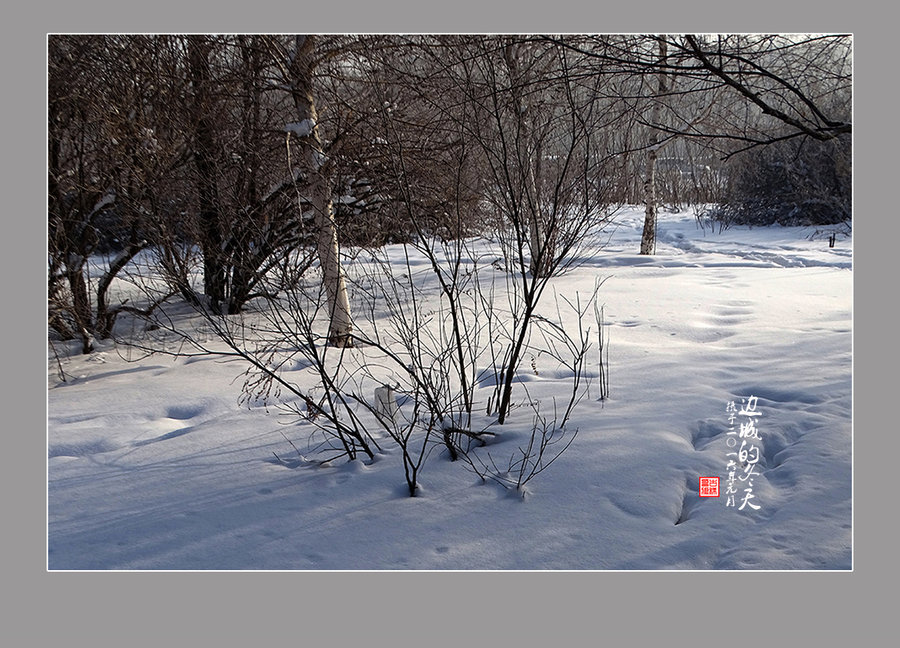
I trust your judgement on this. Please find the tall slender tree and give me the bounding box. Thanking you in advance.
[640,37,668,255]
[272,35,354,347]
[187,35,227,310]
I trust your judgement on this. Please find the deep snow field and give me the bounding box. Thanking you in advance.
[47,207,852,570]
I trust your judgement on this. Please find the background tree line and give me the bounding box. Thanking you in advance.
[48,34,851,352]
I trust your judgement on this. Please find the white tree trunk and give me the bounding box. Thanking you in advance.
[313,174,353,347]
[640,38,669,256]
[288,36,353,347]
[640,148,659,255]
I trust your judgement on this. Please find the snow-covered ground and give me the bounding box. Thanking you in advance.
[47,207,852,570]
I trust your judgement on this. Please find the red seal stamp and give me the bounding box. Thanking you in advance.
[699,476,719,497]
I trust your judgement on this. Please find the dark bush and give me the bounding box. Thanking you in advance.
[703,135,850,228]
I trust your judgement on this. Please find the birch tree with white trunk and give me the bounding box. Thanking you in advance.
[640,37,669,256]
[280,35,354,347]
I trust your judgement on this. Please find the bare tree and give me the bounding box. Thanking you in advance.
[186,35,231,310]
[677,34,851,152]
[440,36,615,423]
[49,36,189,351]
[181,35,315,315]
[263,35,355,347]
[639,37,668,255]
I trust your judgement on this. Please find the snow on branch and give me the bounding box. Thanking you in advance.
[285,119,316,138]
